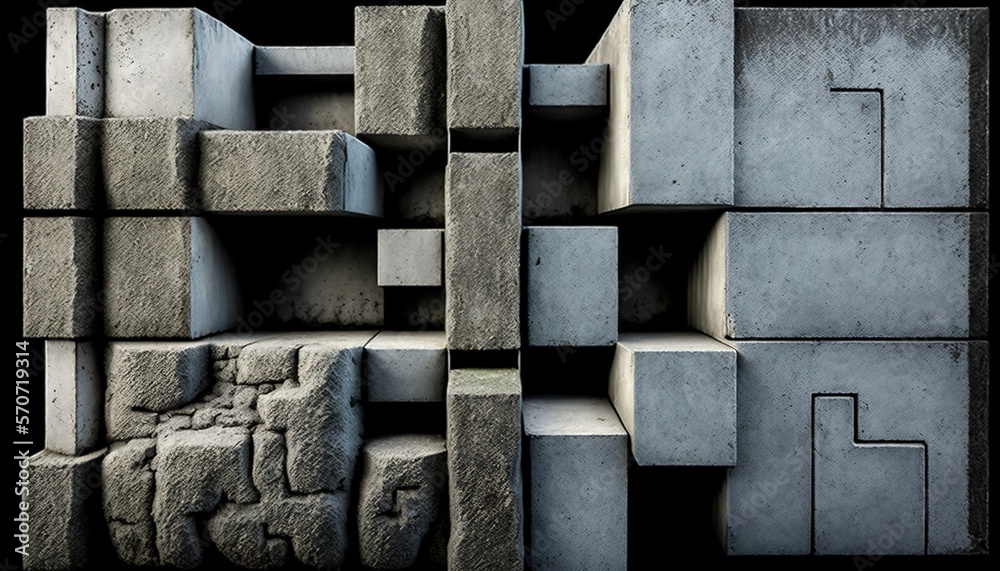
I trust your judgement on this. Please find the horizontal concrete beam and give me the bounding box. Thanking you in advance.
[255,46,355,76]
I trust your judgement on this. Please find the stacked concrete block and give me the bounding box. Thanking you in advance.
[23,217,98,338]
[46,8,104,117]
[103,439,157,566]
[377,229,443,287]
[355,6,446,149]
[586,0,733,211]
[23,117,101,210]
[45,341,101,456]
[523,397,628,570]
[255,46,355,76]
[527,64,608,120]
[364,331,447,402]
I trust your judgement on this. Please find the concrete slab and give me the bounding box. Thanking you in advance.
[363,331,447,402]
[46,8,104,117]
[23,116,100,210]
[23,217,98,338]
[527,64,607,120]
[377,229,443,287]
[255,46,355,76]
[45,340,101,455]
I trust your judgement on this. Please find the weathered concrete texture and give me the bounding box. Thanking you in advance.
[23,116,100,210]
[586,0,733,211]
[102,117,214,210]
[523,397,628,571]
[735,8,990,208]
[813,396,926,555]
[200,130,382,216]
[689,212,985,339]
[358,435,448,569]
[103,217,240,338]
[724,342,978,555]
[23,217,98,338]
[45,340,101,455]
[527,64,608,120]
[609,333,736,466]
[356,6,446,149]
[364,331,447,402]
[46,8,104,117]
[105,8,255,129]
[446,0,522,137]
[526,226,618,347]
[255,46,355,76]
[446,368,523,570]
[378,229,443,287]
[24,449,107,571]
[103,439,157,566]
[445,153,521,350]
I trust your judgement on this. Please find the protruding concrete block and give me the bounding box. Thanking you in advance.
[103,217,240,338]
[46,8,104,117]
[102,117,213,210]
[445,153,521,350]
[200,130,382,216]
[358,435,448,569]
[24,449,107,571]
[813,396,926,555]
[103,439,157,566]
[377,229,443,287]
[586,0,733,211]
[526,226,618,347]
[105,8,255,129]
[23,116,100,210]
[689,212,988,339]
[446,0,523,138]
[45,340,101,455]
[356,6,446,149]
[609,333,736,466]
[255,46,355,76]
[446,368,523,570]
[735,8,990,208]
[523,397,628,571]
[527,64,608,120]
[364,331,447,402]
[23,217,98,338]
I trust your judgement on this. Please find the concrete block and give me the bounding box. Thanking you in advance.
[103,439,157,566]
[23,217,98,338]
[813,396,926,555]
[364,331,447,402]
[356,6,446,149]
[105,8,255,129]
[586,0,733,211]
[200,130,382,216]
[724,341,983,555]
[103,217,240,338]
[46,8,104,117]
[527,64,608,120]
[358,435,448,569]
[526,226,618,347]
[446,368,523,570]
[523,396,627,570]
[24,449,107,571]
[255,46,355,76]
[23,116,100,210]
[445,153,521,350]
[689,212,988,339]
[446,0,523,137]
[102,117,213,210]
[609,333,736,466]
[377,229,443,287]
[45,340,101,455]
[735,8,989,208]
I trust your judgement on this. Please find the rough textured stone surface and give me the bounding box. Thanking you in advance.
[200,130,381,216]
[378,229,443,287]
[587,0,733,210]
[23,217,98,338]
[446,368,523,571]
[103,439,158,566]
[356,6,446,149]
[445,153,521,350]
[46,8,104,117]
[527,64,608,120]
[255,46,355,76]
[45,340,101,455]
[23,116,100,210]
[364,331,447,402]
[357,434,448,569]
[523,397,628,571]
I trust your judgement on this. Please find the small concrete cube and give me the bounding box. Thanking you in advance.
[255,46,355,76]
[528,64,608,120]
[363,331,447,402]
[45,340,101,455]
[23,116,100,210]
[23,217,98,338]
[46,8,104,117]
[609,333,737,466]
[377,229,443,287]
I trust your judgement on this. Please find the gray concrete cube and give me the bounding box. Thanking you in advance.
[364,331,447,402]
[377,229,443,287]
[23,217,98,338]
[23,116,100,210]
[45,340,101,455]
[46,8,104,117]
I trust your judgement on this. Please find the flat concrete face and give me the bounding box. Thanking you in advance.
[355,6,446,149]
[587,0,733,211]
[724,341,979,555]
[23,217,98,338]
[377,229,443,287]
[527,64,608,121]
[445,153,521,350]
[46,340,101,455]
[446,368,523,570]
[526,226,617,347]
[364,331,447,402]
[609,333,736,466]
[105,8,255,130]
[446,0,523,136]
[523,397,627,571]
[735,8,990,208]
[46,8,104,117]
[200,130,382,216]
[23,116,100,210]
[255,46,355,76]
